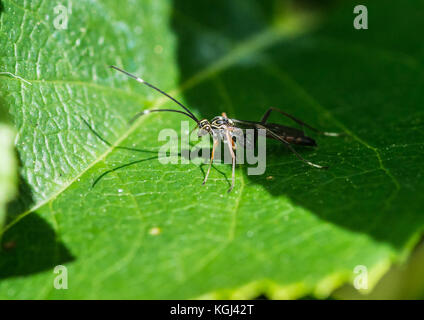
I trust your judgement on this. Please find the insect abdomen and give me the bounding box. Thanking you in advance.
[267,133,317,146]
[286,135,316,146]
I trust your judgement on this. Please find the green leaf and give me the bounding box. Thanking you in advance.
[0,0,423,299]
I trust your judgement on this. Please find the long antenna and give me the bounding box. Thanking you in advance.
[110,66,199,122]
[129,108,198,124]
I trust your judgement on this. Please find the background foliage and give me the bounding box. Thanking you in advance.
[0,0,423,299]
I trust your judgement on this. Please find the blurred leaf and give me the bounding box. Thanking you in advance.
[0,0,423,299]
[0,95,17,234]
[0,122,17,234]
[334,241,424,299]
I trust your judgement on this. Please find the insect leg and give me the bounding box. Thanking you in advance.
[202,138,219,185]
[256,124,329,169]
[225,131,236,192]
[261,107,340,137]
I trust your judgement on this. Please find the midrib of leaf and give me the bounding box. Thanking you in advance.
[1,16,315,236]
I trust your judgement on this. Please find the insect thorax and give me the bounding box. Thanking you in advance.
[210,116,234,128]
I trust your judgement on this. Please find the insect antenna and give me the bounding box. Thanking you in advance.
[129,108,199,124]
[110,66,199,122]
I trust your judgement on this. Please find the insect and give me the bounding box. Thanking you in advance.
[110,66,340,192]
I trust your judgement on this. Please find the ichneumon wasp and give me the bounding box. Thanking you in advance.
[110,66,340,192]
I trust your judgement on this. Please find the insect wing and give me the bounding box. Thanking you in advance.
[231,127,255,150]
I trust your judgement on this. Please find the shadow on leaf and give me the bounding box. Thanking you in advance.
[0,115,74,280]
[0,213,74,279]
[171,0,424,250]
